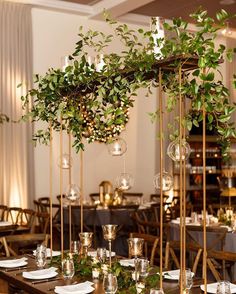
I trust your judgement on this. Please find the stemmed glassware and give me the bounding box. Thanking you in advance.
[127,238,144,283]
[79,232,93,257]
[103,273,118,294]
[102,224,118,267]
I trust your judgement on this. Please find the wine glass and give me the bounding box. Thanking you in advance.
[103,273,118,294]
[216,281,231,294]
[61,258,75,279]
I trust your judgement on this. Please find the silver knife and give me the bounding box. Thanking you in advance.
[4,266,28,272]
[31,277,61,284]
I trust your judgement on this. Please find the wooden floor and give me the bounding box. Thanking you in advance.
[0,278,8,293]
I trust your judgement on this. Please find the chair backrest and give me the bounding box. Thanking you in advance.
[89,193,99,203]
[6,207,23,224]
[0,233,49,257]
[20,209,36,233]
[186,225,228,251]
[165,240,203,275]
[35,212,50,234]
[129,232,159,266]
[123,192,143,204]
[0,205,8,221]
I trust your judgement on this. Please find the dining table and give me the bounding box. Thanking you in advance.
[0,254,207,294]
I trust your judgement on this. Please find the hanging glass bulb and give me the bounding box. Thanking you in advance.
[107,137,127,156]
[115,173,134,191]
[61,56,70,71]
[66,184,80,202]
[57,153,73,169]
[222,21,232,36]
[153,171,173,191]
[150,16,165,59]
[167,139,191,162]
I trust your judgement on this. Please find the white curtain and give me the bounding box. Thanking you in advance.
[0,1,34,208]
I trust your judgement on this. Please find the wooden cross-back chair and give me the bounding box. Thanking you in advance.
[0,205,8,221]
[35,211,50,234]
[0,233,50,257]
[122,192,143,204]
[20,209,36,233]
[185,225,228,279]
[129,232,159,266]
[6,207,23,225]
[165,240,203,275]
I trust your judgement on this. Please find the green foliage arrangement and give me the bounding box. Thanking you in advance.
[50,254,160,293]
[21,8,236,155]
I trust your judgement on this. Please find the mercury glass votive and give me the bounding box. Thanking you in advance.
[79,232,93,256]
[127,237,144,283]
[102,224,118,268]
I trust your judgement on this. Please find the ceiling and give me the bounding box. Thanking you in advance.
[13,0,236,29]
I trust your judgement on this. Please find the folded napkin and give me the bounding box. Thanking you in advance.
[55,281,94,294]
[88,250,115,258]
[0,221,13,226]
[23,267,58,280]
[33,248,61,257]
[163,269,194,280]
[119,259,135,267]
[0,257,27,268]
[200,282,236,293]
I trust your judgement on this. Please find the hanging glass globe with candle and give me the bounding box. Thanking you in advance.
[107,137,127,156]
[66,184,80,202]
[153,171,173,191]
[116,173,134,191]
[57,153,73,169]
[167,139,191,162]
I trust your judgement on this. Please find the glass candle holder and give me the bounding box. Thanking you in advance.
[61,258,75,279]
[79,232,93,256]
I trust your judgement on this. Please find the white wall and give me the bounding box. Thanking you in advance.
[31,8,157,201]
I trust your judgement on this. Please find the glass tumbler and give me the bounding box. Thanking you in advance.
[61,258,75,279]
[97,247,107,263]
[35,249,47,268]
[137,258,149,278]
[216,281,231,294]
[103,273,118,294]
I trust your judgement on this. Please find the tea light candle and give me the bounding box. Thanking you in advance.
[92,268,100,279]
[101,264,108,274]
[132,271,140,281]
[136,282,145,294]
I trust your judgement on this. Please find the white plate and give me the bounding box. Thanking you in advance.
[23,267,58,280]
[88,250,115,258]
[163,269,194,280]
[0,221,13,226]
[200,283,236,293]
[33,248,61,257]
[119,259,135,267]
[0,258,27,268]
[55,281,94,294]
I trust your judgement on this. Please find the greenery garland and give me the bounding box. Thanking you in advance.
[50,255,160,293]
[21,8,236,155]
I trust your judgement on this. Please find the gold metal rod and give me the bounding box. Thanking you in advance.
[68,133,72,252]
[203,79,207,294]
[183,89,186,279]
[179,65,184,293]
[80,148,84,233]
[60,117,64,259]
[159,68,163,289]
[49,124,53,258]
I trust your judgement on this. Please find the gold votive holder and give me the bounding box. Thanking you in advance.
[127,238,144,257]
[102,224,118,268]
[79,232,93,256]
[102,224,118,241]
